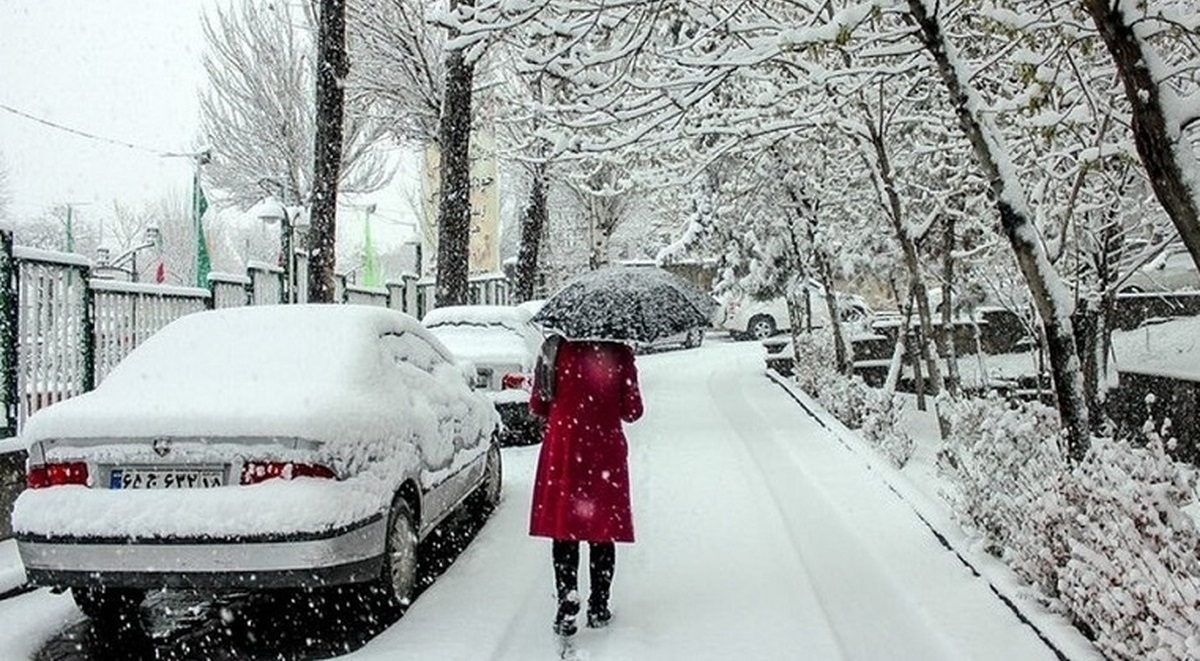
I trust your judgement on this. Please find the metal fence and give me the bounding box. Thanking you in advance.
[0,227,510,438]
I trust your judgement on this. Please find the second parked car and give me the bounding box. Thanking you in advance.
[423,305,546,445]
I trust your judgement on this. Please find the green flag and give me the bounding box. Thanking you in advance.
[193,173,211,287]
[361,213,381,287]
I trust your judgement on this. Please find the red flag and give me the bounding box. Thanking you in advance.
[155,262,166,284]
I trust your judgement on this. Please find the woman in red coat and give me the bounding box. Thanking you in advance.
[529,336,643,636]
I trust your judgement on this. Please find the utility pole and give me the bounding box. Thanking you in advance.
[59,202,90,253]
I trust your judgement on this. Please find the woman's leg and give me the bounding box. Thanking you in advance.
[552,540,581,634]
[587,542,615,626]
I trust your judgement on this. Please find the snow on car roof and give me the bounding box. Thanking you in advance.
[427,325,534,367]
[422,305,534,329]
[20,305,452,444]
[104,304,434,388]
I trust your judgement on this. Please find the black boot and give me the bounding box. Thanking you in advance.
[587,542,615,628]
[554,595,580,636]
[553,540,580,636]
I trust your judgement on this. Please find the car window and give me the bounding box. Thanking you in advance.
[380,331,449,374]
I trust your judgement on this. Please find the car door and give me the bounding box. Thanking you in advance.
[380,331,487,530]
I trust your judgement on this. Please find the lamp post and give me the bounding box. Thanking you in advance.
[253,192,310,303]
[255,195,293,303]
[95,227,161,281]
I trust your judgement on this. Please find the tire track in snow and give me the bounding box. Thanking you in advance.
[611,345,844,660]
[712,365,968,659]
[701,358,852,661]
[708,347,1059,661]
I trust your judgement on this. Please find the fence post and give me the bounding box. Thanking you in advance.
[0,229,16,437]
[402,275,417,316]
[206,273,216,310]
[81,265,96,392]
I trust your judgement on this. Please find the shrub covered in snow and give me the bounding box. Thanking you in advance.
[939,395,1069,596]
[939,395,1200,660]
[1057,436,1200,660]
[789,331,912,467]
[860,386,915,468]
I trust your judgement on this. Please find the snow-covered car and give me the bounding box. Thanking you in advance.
[12,305,502,621]
[423,305,545,445]
[720,285,872,340]
[1120,246,1200,293]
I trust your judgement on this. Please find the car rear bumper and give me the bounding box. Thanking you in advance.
[17,514,386,590]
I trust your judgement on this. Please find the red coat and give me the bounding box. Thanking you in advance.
[529,340,643,542]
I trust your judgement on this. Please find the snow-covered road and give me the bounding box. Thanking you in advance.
[347,340,1058,661]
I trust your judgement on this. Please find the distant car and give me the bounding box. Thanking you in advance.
[423,305,545,445]
[12,305,502,621]
[635,325,707,353]
[1121,247,1200,293]
[720,284,872,340]
[634,296,717,353]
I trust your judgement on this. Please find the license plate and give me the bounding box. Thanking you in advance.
[109,467,225,489]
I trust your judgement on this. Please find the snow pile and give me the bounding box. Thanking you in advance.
[937,395,1200,661]
[790,331,913,467]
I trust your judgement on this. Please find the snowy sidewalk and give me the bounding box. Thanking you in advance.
[346,340,1075,660]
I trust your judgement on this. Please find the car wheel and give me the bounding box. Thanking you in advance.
[1120,285,1145,294]
[469,442,503,520]
[72,587,143,623]
[381,498,419,612]
[748,315,777,340]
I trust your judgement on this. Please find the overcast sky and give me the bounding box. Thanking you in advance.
[0,0,420,250]
[0,1,209,214]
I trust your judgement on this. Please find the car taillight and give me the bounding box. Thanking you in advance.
[27,462,89,489]
[501,373,528,390]
[240,461,336,485]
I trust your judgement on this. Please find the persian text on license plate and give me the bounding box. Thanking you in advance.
[110,468,225,489]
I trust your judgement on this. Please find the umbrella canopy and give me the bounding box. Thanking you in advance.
[533,266,712,342]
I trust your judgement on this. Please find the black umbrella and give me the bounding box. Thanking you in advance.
[532,266,712,343]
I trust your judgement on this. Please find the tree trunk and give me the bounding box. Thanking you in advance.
[907,0,1090,461]
[863,119,944,396]
[514,162,547,302]
[1082,0,1200,273]
[434,0,475,308]
[816,253,851,375]
[307,0,347,303]
[589,213,613,269]
[940,213,960,397]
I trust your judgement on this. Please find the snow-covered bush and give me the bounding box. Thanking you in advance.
[940,394,1200,660]
[939,394,1069,597]
[860,386,915,468]
[790,330,865,427]
[791,330,912,466]
[1057,436,1200,661]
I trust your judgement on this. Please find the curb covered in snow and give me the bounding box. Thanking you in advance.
[764,369,1103,661]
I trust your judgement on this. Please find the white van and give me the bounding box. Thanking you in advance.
[719,287,871,340]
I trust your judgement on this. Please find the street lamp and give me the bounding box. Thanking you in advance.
[95,227,161,281]
[252,195,309,303]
